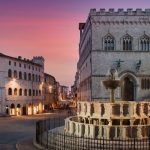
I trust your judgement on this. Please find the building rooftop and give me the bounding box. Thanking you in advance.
[0,53,42,67]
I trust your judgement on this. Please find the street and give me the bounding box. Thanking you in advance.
[0,111,68,150]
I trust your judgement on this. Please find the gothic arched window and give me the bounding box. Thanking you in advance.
[104,34,115,50]
[140,35,150,51]
[123,34,132,50]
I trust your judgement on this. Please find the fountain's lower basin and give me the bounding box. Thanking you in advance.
[64,101,150,139]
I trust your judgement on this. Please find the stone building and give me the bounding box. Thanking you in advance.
[77,8,150,101]
[0,53,56,116]
[43,73,57,110]
[59,85,69,100]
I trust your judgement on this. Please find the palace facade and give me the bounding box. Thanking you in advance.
[0,53,57,116]
[76,8,150,101]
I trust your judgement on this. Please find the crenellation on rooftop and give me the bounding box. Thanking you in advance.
[145,9,150,14]
[89,8,96,15]
[89,8,150,16]
[127,8,133,15]
[100,8,106,14]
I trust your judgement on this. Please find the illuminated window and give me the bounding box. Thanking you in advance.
[14,88,17,96]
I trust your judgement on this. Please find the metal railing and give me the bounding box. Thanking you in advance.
[36,117,150,150]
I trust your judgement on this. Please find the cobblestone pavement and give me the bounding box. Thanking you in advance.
[0,110,68,150]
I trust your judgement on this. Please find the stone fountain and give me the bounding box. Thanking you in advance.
[64,69,150,140]
[44,69,150,149]
[103,69,122,102]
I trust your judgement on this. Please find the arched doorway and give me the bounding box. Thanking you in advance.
[22,105,26,115]
[122,76,135,101]
[16,104,21,116]
[10,103,15,115]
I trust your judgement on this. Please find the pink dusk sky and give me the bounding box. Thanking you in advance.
[0,0,150,86]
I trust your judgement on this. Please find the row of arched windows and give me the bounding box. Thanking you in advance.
[141,79,150,90]
[8,88,42,96]
[104,34,150,51]
[8,69,41,82]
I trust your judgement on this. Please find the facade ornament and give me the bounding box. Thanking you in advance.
[136,60,142,71]
[115,59,124,69]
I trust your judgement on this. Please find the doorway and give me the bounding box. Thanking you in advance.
[22,106,26,115]
[122,76,135,101]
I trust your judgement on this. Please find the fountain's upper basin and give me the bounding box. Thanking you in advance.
[103,80,122,89]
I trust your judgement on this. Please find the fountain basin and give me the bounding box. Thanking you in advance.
[103,80,122,89]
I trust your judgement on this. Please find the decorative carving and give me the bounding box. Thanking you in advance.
[136,60,142,71]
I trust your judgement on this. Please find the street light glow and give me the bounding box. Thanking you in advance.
[13,78,16,82]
